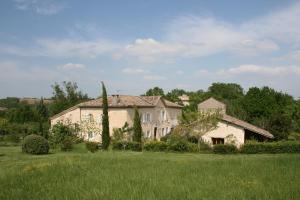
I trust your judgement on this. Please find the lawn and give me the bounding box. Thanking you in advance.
[0,144,299,200]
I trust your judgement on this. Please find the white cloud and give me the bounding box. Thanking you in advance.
[143,75,166,81]
[3,2,300,62]
[58,63,86,70]
[37,39,118,58]
[0,38,119,58]
[242,2,300,44]
[218,65,300,76]
[176,70,184,75]
[124,38,184,63]
[13,0,66,15]
[122,68,149,74]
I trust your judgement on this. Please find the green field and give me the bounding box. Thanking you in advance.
[0,144,299,200]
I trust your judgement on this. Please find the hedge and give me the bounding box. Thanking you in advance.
[144,141,168,152]
[85,141,99,153]
[112,141,142,151]
[240,141,300,154]
[213,144,238,154]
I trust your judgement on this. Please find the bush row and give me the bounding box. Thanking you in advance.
[211,141,300,154]
[143,140,201,153]
[112,141,142,151]
[240,141,300,154]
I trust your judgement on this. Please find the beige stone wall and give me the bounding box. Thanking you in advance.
[50,99,181,142]
[50,108,81,125]
[201,121,245,147]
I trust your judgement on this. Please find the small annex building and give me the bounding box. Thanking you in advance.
[198,97,274,147]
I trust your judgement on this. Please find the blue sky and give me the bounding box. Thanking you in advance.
[0,0,300,98]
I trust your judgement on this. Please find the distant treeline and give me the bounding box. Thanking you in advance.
[0,82,299,141]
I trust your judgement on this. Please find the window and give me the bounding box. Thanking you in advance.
[146,113,151,122]
[162,128,165,136]
[166,127,169,134]
[142,113,151,123]
[161,110,166,121]
[83,113,93,122]
[212,138,224,145]
[88,132,94,139]
[97,114,102,124]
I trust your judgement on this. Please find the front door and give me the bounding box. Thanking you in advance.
[154,127,157,140]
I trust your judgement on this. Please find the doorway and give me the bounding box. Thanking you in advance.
[154,127,157,140]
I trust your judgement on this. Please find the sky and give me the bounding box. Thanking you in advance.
[0,0,300,98]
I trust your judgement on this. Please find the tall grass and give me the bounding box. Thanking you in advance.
[0,145,299,200]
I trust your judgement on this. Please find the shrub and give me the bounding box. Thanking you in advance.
[187,135,198,144]
[198,140,212,151]
[3,134,20,143]
[167,139,189,152]
[129,141,142,151]
[240,141,300,154]
[112,140,128,150]
[61,137,73,151]
[22,134,49,155]
[160,133,171,142]
[144,141,168,152]
[50,122,74,146]
[73,137,84,144]
[112,141,142,151]
[187,143,199,153]
[213,144,238,154]
[85,141,99,153]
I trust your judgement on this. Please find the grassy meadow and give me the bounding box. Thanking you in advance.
[0,144,299,200]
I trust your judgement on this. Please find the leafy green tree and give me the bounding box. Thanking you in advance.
[49,81,89,115]
[0,97,19,108]
[36,98,49,121]
[132,108,142,143]
[208,83,244,101]
[242,87,294,140]
[174,110,220,149]
[50,122,74,146]
[165,89,187,102]
[101,81,110,150]
[7,104,38,123]
[144,87,164,96]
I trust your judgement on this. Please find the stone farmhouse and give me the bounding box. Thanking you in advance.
[50,95,183,142]
[198,97,274,147]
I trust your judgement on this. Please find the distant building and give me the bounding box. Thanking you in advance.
[178,94,190,106]
[50,95,183,142]
[19,98,53,105]
[198,97,273,147]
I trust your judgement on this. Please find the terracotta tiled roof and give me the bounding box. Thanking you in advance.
[222,114,273,139]
[79,95,154,108]
[51,95,182,120]
[198,97,226,113]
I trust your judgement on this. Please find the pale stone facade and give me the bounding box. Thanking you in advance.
[50,95,182,142]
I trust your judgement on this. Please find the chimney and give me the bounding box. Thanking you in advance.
[112,94,120,105]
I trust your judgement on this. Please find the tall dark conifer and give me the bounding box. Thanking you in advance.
[133,107,142,143]
[101,82,110,149]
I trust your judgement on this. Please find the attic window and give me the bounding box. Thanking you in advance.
[212,138,224,145]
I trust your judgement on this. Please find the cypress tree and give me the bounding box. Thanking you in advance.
[37,97,48,121]
[133,107,142,143]
[101,82,110,149]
